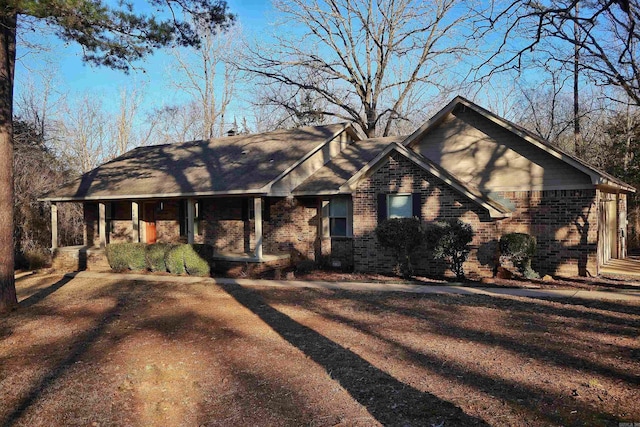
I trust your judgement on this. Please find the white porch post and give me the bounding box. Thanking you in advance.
[187,198,195,244]
[51,202,58,250]
[254,197,263,260]
[98,202,107,248]
[132,201,139,243]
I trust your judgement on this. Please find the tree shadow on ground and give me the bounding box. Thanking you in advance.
[19,274,76,309]
[2,282,133,426]
[221,282,489,426]
[258,289,637,425]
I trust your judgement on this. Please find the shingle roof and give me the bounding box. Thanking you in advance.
[293,135,406,194]
[43,124,351,201]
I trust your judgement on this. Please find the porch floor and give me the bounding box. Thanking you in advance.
[600,257,640,278]
[212,252,290,263]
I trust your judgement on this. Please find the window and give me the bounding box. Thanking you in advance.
[330,198,348,236]
[377,193,421,222]
[388,194,413,218]
[179,200,202,237]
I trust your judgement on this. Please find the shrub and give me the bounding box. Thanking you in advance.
[165,244,187,275]
[146,243,169,272]
[375,217,424,278]
[183,244,211,277]
[500,233,539,279]
[424,219,474,280]
[24,248,51,270]
[106,243,146,271]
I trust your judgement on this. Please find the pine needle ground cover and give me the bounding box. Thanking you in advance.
[1,273,638,426]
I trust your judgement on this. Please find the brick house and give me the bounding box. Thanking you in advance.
[44,97,635,277]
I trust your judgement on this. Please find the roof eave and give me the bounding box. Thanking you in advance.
[39,189,269,203]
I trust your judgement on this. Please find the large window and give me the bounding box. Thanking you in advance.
[388,194,413,218]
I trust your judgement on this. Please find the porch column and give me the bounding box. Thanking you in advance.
[187,198,195,244]
[254,197,263,260]
[131,201,139,243]
[98,202,107,248]
[51,202,58,250]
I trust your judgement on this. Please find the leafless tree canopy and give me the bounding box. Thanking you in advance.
[479,0,640,104]
[241,0,474,137]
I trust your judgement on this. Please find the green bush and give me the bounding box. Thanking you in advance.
[375,217,424,278]
[500,233,539,279]
[183,244,211,277]
[424,219,474,280]
[106,243,146,271]
[165,244,187,275]
[146,243,169,272]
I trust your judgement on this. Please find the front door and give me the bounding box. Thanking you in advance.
[144,202,157,243]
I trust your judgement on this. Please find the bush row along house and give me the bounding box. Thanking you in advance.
[43,97,635,277]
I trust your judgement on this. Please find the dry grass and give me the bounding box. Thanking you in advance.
[1,272,638,426]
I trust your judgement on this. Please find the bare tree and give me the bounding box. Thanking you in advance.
[57,96,108,173]
[168,23,240,139]
[241,0,475,137]
[109,85,149,157]
[479,0,640,105]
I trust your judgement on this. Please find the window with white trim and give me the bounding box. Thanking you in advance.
[324,197,352,237]
[387,194,413,219]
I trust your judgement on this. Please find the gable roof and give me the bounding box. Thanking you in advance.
[294,136,511,218]
[403,96,635,193]
[339,142,512,218]
[293,135,406,195]
[43,123,358,202]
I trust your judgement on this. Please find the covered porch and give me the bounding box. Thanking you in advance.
[49,196,293,273]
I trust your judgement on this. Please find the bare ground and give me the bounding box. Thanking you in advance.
[1,272,638,426]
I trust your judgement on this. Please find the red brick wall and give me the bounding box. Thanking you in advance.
[264,197,318,260]
[348,152,598,278]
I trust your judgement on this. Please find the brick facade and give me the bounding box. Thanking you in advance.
[77,154,603,278]
[350,152,599,278]
[80,196,321,271]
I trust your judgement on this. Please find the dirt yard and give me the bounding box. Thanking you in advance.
[1,273,638,426]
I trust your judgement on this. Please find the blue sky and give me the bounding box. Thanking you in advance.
[14,0,275,122]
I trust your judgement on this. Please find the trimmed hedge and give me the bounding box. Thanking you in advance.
[165,244,187,275]
[500,233,539,278]
[106,243,146,271]
[106,242,213,277]
[146,243,169,272]
[184,244,211,277]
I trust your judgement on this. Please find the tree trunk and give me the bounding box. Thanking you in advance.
[0,12,18,313]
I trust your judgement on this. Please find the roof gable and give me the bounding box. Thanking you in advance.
[338,142,512,219]
[403,96,635,193]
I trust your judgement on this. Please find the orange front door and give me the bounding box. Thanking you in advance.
[144,203,157,243]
